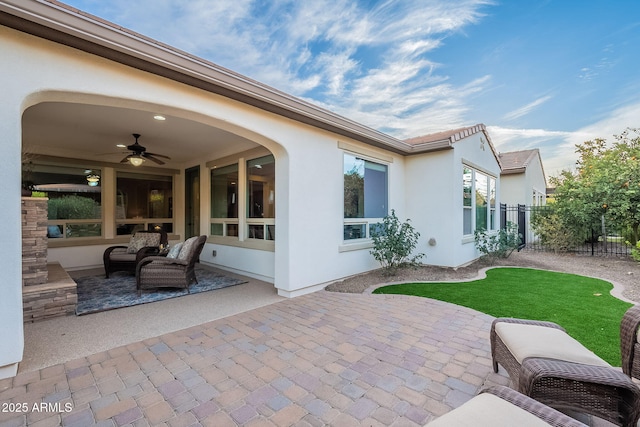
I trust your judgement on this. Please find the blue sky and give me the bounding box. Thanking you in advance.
[63,0,640,176]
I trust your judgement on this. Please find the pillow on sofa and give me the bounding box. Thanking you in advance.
[166,242,183,259]
[127,232,161,253]
[177,236,199,260]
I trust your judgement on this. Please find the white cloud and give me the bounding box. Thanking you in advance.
[488,101,640,178]
[79,0,495,134]
[502,95,554,121]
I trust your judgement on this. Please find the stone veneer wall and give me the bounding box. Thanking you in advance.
[22,197,48,286]
[21,197,77,322]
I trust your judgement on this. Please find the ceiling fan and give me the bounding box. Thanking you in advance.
[120,133,170,166]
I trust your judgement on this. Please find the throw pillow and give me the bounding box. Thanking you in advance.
[47,225,62,238]
[166,242,183,259]
[127,232,161,253]
[177,236,198,260]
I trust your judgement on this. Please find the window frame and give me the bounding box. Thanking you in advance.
[210,162,239,238]
[342,151,389,244]
[462,164,497,237]
[29,163,104,240]
[206,148,276,251]
[115,170,174,236]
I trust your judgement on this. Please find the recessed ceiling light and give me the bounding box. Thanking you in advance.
[116,144,127,148]
[153,115,166,121]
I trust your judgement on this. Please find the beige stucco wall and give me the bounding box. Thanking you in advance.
[405,133,502,267]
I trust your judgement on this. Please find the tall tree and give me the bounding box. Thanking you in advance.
[552,128,640,243]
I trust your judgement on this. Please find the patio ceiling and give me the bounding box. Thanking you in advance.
[22,102,261,169]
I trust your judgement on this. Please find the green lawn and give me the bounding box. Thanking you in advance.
[373,267,632,365]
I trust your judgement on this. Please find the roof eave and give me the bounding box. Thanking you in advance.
[406,139,453,154]
[501,167,526,175]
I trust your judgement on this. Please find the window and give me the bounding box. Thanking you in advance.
[210,163,239,237]
[463,165,496,235]
[30,164,102,239]
[463,167,473,235]
[208,152,276,245]
[116,172,173,235]
[247,155,275,240]
[343,153,388,240]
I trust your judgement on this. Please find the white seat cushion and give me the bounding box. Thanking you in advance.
[495,322,610,367]
[108,253,136,262]
[427,393,552,427]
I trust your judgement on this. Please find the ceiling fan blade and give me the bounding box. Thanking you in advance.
[143,153,165,165]
[145,152,171,159]
[120,155,132,163]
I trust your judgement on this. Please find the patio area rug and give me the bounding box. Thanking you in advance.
[75,267,247,315]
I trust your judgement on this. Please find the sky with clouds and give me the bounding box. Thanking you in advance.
[63,0,640,177]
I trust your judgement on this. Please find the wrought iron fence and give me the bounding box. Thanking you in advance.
[500,204,632,257]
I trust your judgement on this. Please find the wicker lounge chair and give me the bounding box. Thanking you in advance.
[620,304,640,380]
[135,235,206,296]
[490,307,640,427]
[427,385,587,426]
[103,230,167,278]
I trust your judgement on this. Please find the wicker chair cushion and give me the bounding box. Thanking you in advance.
[177,236,198,260]
[127,233,161,254]
[166,243,183,259]
[495,323,609,367]
[427,393,552,427]
[108,253,137,262]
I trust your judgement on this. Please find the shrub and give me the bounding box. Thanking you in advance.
[630,241,640,262]
[530,208,583,253]
[474,222,521,261]
[370,210,425,275]
[48,195,100,220]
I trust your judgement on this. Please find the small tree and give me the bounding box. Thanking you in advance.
[370,210,424,275]
[530,207,583,253]
[474,222,521,261]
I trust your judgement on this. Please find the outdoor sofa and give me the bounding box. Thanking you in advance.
[490,305,640,427]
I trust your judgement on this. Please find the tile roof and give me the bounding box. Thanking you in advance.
[499,149,540,174]
[404,124,502,167]
[404,123,489,150]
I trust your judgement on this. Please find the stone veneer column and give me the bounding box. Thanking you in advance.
[22,197,48,286]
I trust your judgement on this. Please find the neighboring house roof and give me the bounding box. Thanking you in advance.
[1,0,446,157]
[499,148,548,189]
[404,124,502,168]
[499,149,542,174]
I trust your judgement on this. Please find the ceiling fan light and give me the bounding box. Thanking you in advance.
[86,174,100,186]
[129,156,145,166]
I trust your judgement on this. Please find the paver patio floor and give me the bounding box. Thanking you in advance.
[0,290,510,426]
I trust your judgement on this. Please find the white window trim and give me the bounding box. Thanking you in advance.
[462,164,497,239]
[207,148,275,251]
[341,148,390,247]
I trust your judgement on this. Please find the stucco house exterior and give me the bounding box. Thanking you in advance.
[404,126,502,267]
[0,0,502,378]
[499,149,547,206]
